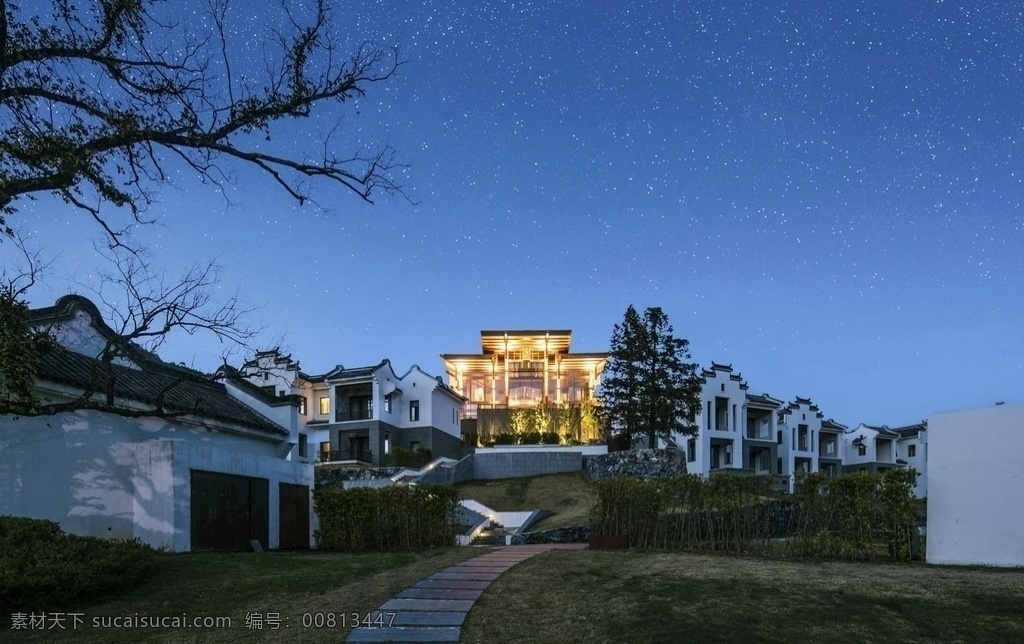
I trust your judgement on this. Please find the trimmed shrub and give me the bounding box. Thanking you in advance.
[313,484,458,550]
[387,446,434,468]
[0,516,158,614]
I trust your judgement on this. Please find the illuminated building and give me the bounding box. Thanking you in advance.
[441,330,608,444]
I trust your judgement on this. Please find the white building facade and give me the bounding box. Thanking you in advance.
[926,402,1024,566]
[670,363,848,492]
[230,350,465,466]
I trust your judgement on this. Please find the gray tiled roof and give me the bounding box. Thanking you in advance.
[36,344,288,437]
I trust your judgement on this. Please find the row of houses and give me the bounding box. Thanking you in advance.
[668,362,928,495]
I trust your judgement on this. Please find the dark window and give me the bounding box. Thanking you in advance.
[908,445,917,458]
[777,431,782,445]
[298,434,308,458]
[687,439,696,461]
[857,444,866,457]
[720,383,725,392]
[410,441,420,452]
[278,390,285,397]
[262,385,276,396]
[410,400,420,422]
[384,396,392,413]
[777,458,782,474]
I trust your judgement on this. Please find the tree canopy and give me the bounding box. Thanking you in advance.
[0,0,406,245]
[598,305,702,448]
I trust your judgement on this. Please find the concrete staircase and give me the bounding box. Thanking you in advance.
[471,523,508,546]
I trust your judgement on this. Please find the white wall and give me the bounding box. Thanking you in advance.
[927,402,1024,566]
[899,433,928,497]
[844,424,879,465]
[399,366,464,434]
[0,410,312,552]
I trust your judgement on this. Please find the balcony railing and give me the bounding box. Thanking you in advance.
[335,409,373,422]
[319,450,373,464]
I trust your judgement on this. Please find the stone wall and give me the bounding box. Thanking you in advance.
[585,448,687,481]
[473,451,582,480]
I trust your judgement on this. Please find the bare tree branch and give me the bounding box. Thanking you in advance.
[0,232,54,299]
[0,0,410,247]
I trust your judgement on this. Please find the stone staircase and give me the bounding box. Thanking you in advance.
[471,523,508,546]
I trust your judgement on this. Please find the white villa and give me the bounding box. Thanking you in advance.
[844,421,927,497]
[226,349,466,467]
[666,362,855,492]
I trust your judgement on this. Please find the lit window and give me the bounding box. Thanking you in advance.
[410,400,420,422]
[298,397,307,415]
[319,397,330,415]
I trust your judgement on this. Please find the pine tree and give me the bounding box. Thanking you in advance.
[599,305,702,448]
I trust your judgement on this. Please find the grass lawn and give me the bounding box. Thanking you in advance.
[456,471,595,530]
[462,549,1024,643]
[2,547,488,643]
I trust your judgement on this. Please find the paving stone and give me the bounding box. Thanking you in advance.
[428,571,502,581]
[445,565,510,574]
[380,598,476,612]
[389,612,467,627]
[413,579,492,590]
[347,626,461,642]
[397,588,484,601]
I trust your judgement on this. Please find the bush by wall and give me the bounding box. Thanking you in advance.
[386,446,434,469]
[313,484,458,550]
[590,468,920,561]
[0,516,158,615]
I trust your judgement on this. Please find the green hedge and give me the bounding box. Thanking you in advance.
[387,446,434,468]
[0,516,158,614]
[590,469,921,561]
[313,484,458,550]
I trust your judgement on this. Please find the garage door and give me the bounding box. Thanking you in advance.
[278,483,310,549]
[190,470,269,551]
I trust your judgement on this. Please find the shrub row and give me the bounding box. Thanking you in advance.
[313,484,458,550]
[489,431,562,446]
[0,516,158,614]
[590,469,921,561]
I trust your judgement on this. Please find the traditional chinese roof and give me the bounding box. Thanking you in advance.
[37,345,288,436]
[746,393,784,408]
[29,295,289,436]
[891,421,927,438]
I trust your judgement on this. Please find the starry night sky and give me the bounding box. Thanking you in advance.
[10,0,1024,427]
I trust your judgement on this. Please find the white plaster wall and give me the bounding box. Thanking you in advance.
[373,363,404,427]
[398,367,434,428]
[431,388,462,437]
[844,424,879,465]
[927,402,1024,566]
[0,411,311,552]
[222,380,296,457]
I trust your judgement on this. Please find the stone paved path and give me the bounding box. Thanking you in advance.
[346,544,586,643]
